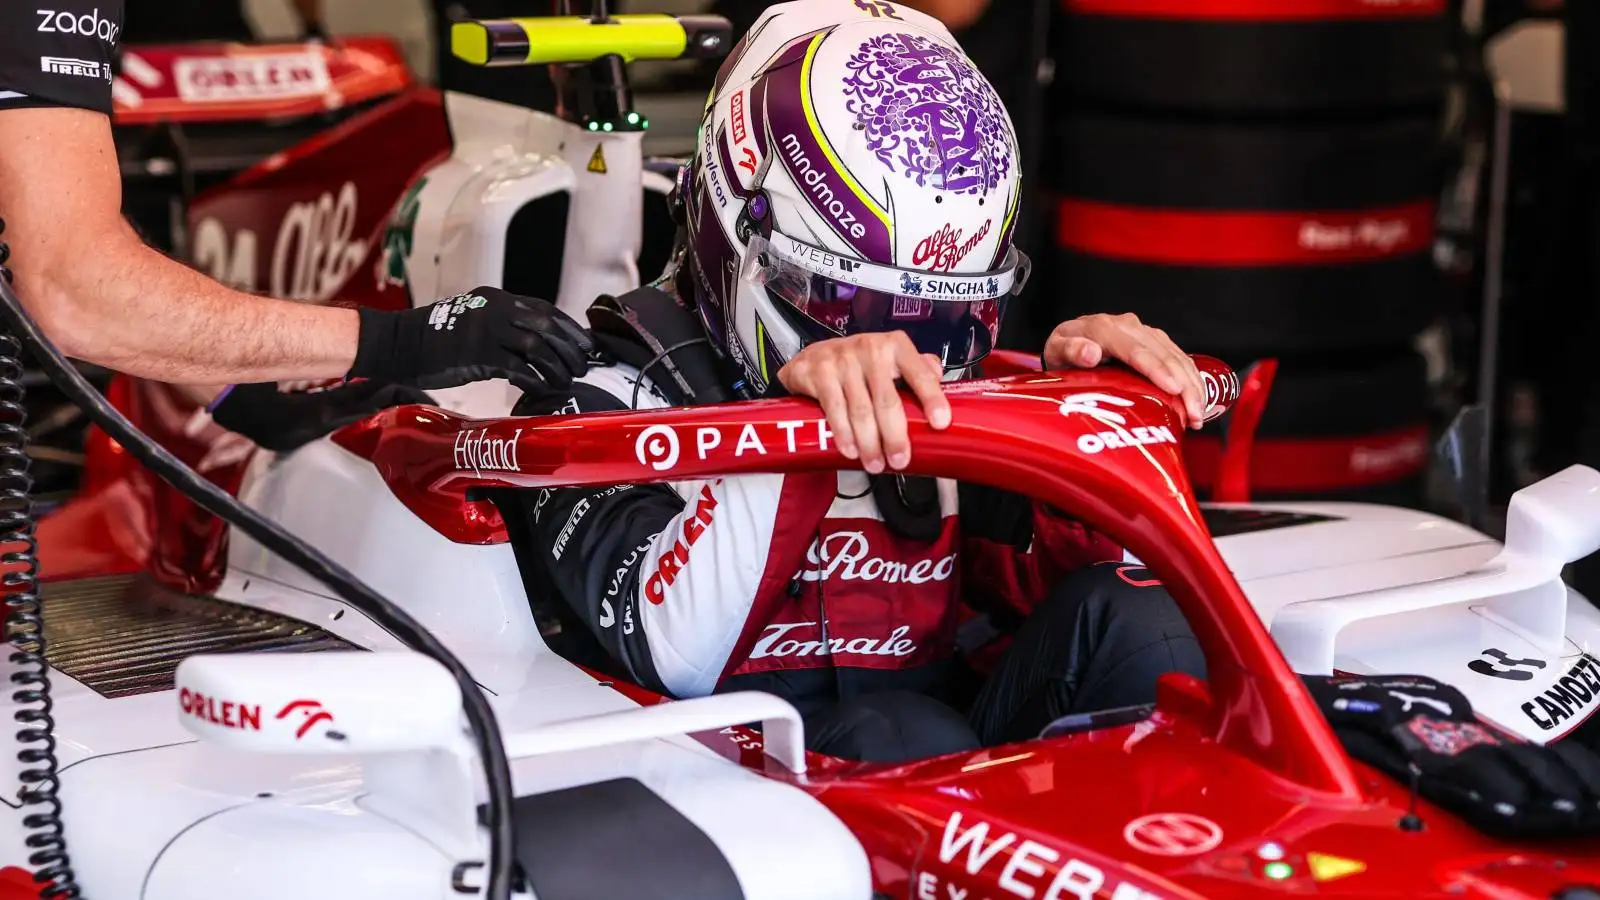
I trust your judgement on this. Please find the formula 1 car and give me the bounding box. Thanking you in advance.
[17,330,1600,899]
[9,10,1600,900]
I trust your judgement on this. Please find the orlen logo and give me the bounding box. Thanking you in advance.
[644,484,720,604]
[729,90,748,146]
[1057,392,1176,455]
[37,8,118,44]
[180,687,261,731]
[275,699,335,740]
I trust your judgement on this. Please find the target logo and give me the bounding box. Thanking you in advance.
[635,425,681,471]
[1123,813,1223,857]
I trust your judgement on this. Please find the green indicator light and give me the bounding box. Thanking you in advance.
[1263,862,1294,881]
[627,112,639,124]
[588,121,599,131]
[640,118,650,130]
[602,121,614,132]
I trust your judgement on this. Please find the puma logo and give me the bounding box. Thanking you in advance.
[1389,690,1452,717]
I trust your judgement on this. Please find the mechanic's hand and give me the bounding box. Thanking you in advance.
[1043,313,1206,428]
[778,332,949,474]
[1304,674,1600,839]
[210,380,433,454]
[348,287,593,395]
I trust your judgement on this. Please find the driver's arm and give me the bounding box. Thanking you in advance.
[513,368,834,698]
[0,106,361,383]
[957,485,1122,617]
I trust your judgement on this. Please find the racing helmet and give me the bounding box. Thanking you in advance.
[679,0,1028,394]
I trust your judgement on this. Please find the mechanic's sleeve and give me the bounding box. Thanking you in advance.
[957,484,1123,616]
[0,3,123,114]
[515,365,833,698]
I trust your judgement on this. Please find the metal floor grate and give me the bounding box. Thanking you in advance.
[37,575,356,698]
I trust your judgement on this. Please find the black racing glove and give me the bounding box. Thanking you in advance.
[1305,674,1600,838]
[349,287,593,394]
[210,380,432,453]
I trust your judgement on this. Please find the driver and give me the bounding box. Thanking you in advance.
[512,1,1209,761]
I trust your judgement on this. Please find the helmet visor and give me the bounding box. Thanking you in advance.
[742,231,1030,371]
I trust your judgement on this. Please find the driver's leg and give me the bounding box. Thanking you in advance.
[968,562,1205,746]
[806,691,981,762]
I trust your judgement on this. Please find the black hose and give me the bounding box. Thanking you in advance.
[0,256,518,900]
[0,220,77,898]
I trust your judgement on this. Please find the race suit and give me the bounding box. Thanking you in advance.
[514,361,1203,758]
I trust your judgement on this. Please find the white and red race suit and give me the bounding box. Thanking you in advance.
[517,363,1121,712]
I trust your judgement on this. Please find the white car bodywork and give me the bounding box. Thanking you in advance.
[1204,466,1600,743]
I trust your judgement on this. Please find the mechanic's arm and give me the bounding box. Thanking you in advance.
[0,107,359,383]
[514,375,833,698]
[899,0,993,30]
[1,106,589,387]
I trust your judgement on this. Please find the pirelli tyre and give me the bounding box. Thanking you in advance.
[1183,349,1432,505]
[1051,112,1441,356]
[1055,0,1450,113]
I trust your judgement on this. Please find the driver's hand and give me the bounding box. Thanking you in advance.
[1043,313,1207,428]
[778,333,951,474]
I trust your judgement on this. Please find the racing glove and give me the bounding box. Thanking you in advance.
[348,287,593,394]
[210,380,432,453]
[1304,674,1600,838]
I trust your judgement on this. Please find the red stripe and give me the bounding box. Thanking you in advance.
[1061,0,1444,21]
[1185,425,1430,493]
[1056,198,1436,267]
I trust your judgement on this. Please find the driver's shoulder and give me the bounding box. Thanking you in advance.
[564,360,671,414]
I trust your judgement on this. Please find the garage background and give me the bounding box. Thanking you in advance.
[140,1,1583,520]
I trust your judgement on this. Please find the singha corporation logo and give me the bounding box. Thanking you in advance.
[899,272,923,296]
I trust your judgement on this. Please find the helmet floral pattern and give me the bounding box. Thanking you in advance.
[842,32,1013,197]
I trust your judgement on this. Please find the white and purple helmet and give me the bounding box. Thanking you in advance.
[680,0,1028,394]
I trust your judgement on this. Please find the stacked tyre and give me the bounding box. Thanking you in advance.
[1049,0,1451,505]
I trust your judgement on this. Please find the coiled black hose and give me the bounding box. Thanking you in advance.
[0,221,518,900]
[0,218,77,898]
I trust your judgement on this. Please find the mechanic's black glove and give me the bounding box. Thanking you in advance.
[210,380,432,454]
[349,287,593,394]
[1304,674,1600,838]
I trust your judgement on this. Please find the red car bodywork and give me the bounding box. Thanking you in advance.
[40,345,1600,899]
